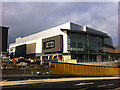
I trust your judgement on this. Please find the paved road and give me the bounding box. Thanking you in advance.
[2,79,120,90]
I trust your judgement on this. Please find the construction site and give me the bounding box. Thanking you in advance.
[1,22,120,76]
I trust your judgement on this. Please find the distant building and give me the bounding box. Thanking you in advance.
[9,22,117,64]
[0,26,9,58]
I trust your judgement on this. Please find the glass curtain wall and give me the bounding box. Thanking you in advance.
[67,32,103,62]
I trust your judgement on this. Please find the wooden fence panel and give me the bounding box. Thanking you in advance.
[51,62,120,75]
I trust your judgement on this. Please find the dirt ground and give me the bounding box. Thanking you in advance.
[2,63,50,75]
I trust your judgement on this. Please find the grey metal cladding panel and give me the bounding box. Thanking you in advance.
[104,37,113,46]
[42,35,63,53]
[70,22,82,30]
[26,43,36,54]
[86,27,108,37]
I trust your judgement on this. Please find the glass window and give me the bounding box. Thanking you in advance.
[68,32,104,62]
[71,54,76,59]
[97,37,103,53]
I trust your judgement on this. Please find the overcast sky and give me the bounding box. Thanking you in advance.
[1,2,118,47]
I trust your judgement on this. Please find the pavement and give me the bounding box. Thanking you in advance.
[2,75,119,81]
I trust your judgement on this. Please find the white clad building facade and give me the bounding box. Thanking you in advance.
[9,22,71,59]
[9,22,114,63]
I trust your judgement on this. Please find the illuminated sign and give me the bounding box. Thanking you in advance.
[44,40,55,49]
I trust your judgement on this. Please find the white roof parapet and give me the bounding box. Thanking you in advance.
[13,22,71,44]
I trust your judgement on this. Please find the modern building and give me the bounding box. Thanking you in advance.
[9,22,117,65]
[0,26,9,59]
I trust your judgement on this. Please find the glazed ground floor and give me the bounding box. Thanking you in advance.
[25,52,119,64]
[9,52,120,67]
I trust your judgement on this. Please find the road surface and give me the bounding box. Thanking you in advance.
[1,76,120,89]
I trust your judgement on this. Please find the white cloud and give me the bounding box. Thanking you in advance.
[66,2,118,46]
[2,2,118,46]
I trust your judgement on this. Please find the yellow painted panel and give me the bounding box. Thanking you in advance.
[51,63,120,75]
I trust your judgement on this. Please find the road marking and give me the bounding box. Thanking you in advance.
[107,84,115,86]
[75,82,94,86]
[98,83,115,88]
[98,85,107,87]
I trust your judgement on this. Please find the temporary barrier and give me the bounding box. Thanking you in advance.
[51,62,120,75]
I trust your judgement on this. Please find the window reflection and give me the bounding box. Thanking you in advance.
[67,32,103,62]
